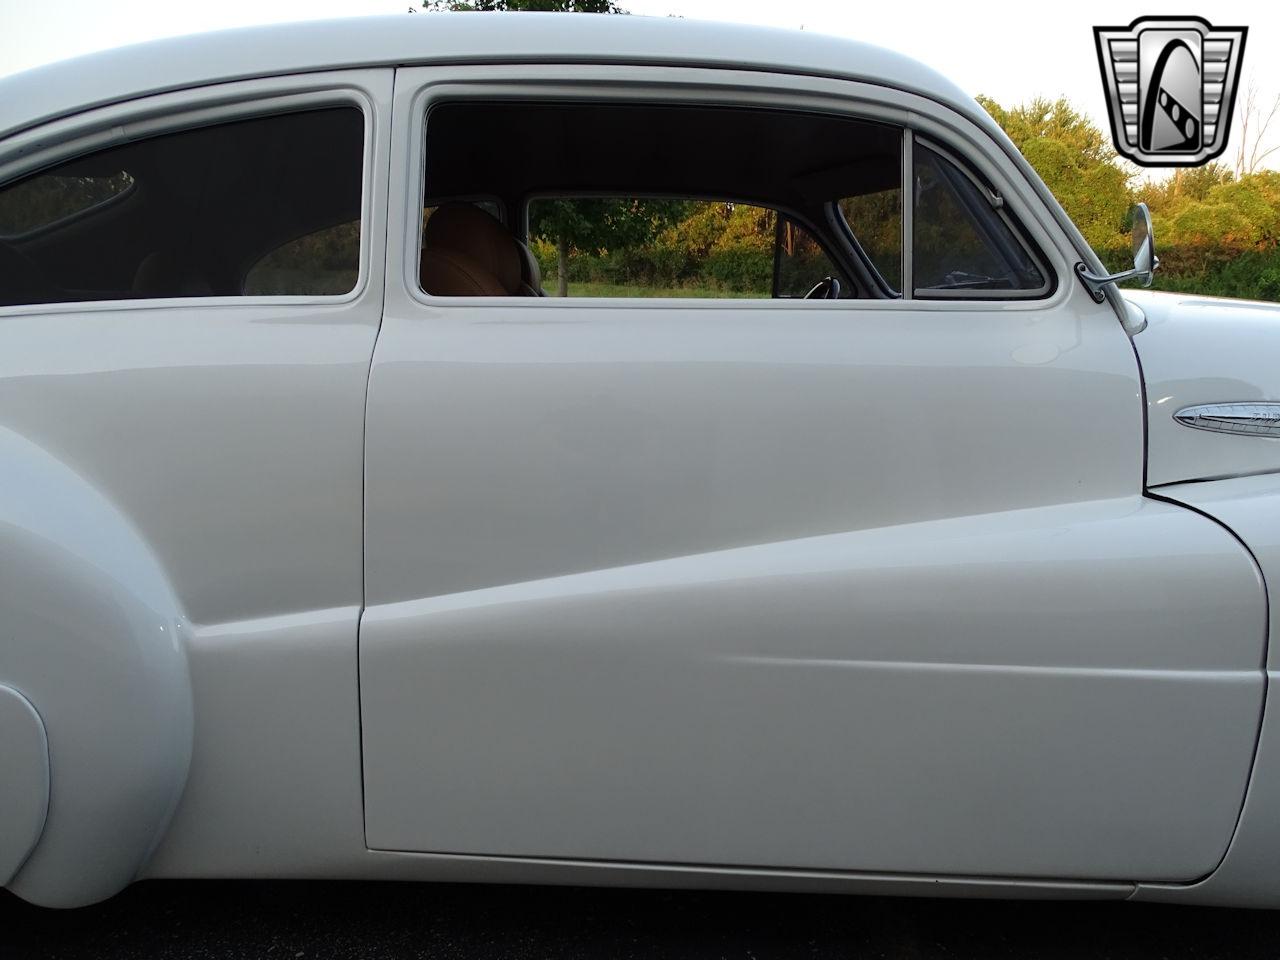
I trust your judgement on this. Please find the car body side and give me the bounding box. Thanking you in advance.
[0,15,1276,909]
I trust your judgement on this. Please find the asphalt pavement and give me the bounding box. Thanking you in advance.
[6,880,1279,959]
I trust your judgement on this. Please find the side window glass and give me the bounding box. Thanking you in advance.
[0,171,134,236]
[523,198,840,299]
[244,220,360,296]
[416,102,1048,302]
[526,197,758,298]
[0,105,364,308]
[838,187,903,293]
[913,144,1046,295]
[419,101,915,300]
[774,217,844,298]
[424,199,502,227]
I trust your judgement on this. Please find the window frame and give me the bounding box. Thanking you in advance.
[0,72,381,316]
[396,65,1076,315]
[907,134,1055,301]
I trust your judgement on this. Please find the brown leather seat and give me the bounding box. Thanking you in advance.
[132,250,213,298]
[421,203,539,297]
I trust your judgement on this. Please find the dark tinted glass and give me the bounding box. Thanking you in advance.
[839,188,902,292]
[913,145,1045,294]
[519,198,838,299]
[775,217,842,298]
[0,106,363,307]
[244,220,361,296]
[0,172,134,235]
[526,197,775,298]
[422,101,905,300]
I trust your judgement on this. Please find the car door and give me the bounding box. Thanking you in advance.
[0,70,392,898]
[359,64,1265,883]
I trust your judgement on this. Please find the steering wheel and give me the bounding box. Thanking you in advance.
[803,276,842,300]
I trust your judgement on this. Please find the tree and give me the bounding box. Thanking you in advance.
[530,198,688,296]
[1234,80,1280,178]
[423,0,625,12]
[1137,162,1234,210]
[978,96,1132,251]
[1134,163,1234,242]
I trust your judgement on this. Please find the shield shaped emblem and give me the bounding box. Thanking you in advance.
[1094,16,1247,167]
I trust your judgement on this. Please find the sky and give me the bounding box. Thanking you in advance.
[1,0,1277,173]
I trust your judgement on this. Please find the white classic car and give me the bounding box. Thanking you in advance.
[2,12,1279,911]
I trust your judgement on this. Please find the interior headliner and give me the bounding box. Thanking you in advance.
[423,101,902,223]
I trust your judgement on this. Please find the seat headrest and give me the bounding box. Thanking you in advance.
[421,203,522,296]
[515,239,545,296]
[132,251,213,298]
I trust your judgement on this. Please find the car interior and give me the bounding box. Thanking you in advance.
[420,101,906,299]
[0,98,1046,308]
[421,202,547,297]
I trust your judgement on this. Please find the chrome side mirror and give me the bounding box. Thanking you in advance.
[1076,202,1159,302]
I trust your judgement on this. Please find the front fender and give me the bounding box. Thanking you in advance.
[0,426,192,907]
[1136,474,1280,907]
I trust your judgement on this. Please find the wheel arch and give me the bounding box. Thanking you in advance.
[0,426,192,907]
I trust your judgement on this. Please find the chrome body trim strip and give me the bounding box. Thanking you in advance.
[1174,402,1280,438]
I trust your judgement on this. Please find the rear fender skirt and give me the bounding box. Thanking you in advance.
[0,426,192,907]
[0,684,49,886]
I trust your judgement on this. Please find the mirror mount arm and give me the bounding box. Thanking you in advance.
[1074,261,1157,304]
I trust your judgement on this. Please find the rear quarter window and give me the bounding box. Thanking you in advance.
[0,105,364,307]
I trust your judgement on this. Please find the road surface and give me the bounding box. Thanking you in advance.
[6,880,1278,959]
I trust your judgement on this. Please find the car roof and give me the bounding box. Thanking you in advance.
[0,13,989,143]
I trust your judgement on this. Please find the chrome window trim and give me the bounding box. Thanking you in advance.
[396,65,1076,314]
[909,135,1054,301]
[902,127,914,299]
[0,73,383,316]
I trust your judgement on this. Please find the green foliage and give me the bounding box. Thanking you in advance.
[531,198,690,257]
[840,190,902,287]
[981,96,1280,300]
[1137,248,1280,301]
[703,247,772,292]
[564,281,769,298]
[978,96,1131,250]
[1134,163,1234,208]
[528,199,782,295]
[528,197,691,294]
